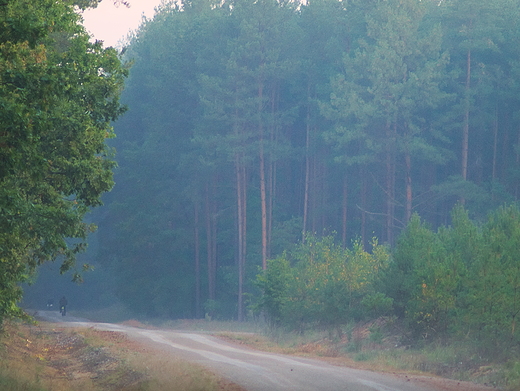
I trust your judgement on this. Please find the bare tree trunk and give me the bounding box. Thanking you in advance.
[236,156,244,322]
[320,161,327,232]
[260,141,267,270]
[500,112,510,182]
[461,48,471,205]
[267,89,277,260]
[267,149,275,260]
[258,84,268,270]
[516,126,520,198]
[302,99,311,243]
[194,202,201,318]
[205,183,216,302]
[210,180,217,300]
[361,166,367,249]
[342,174,348,248]
[385,122,396,245]
[311,155,317,233]
[241,163,247,320]
[492,105,498,182]
[405,150,412,223]
[236,154,247,322]
[385,132,392,243]
[319,159,329,232]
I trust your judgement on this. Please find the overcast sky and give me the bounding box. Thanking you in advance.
[81,0,164,48]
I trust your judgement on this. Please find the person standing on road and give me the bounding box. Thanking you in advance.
[59,296,68,316]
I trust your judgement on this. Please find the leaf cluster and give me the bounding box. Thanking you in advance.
[388,204,520,357]
[0,0,127,323]
[255,234,391,333]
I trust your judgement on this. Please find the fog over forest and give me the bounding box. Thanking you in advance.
[24,0,520,357]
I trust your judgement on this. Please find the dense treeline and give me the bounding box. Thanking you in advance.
[98,0,520,324]
[257,205,520,357]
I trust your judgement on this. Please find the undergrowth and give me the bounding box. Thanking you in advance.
[218,317,520,390]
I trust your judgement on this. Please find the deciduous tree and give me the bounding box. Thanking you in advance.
[0,0,126,323]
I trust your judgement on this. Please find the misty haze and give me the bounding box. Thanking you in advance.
[4,0,520,390]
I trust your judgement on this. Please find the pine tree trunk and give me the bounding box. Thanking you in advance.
[236,156,244,322]
[311,155,317,233]
[194,202,201,318]
[361,166,367,249]
[302,97,311,243]
[267,148,275,260]
[205,183,216,302]
[260,141,267,270]
[267,88,278,260]
[342,174,348,248]
[461,48,471,201]
[259,84,268,270]
[405,150,412,223]
[385,122,396,245]
[236,154,247,322]
[320,160,327,232]
[516,126,520,198]
[492,105,498,182]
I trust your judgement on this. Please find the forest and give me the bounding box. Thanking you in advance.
[96,0,520,329]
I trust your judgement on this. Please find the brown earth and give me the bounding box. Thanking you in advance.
[0,321,245,391]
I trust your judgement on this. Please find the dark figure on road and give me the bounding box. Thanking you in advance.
[59,296,67,316]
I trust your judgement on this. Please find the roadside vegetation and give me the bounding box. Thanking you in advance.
[217,320,516,390]
[98,0,520,327]
[252,205,520,390]
[0,321,242,391]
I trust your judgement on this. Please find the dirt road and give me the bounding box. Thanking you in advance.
[35,311,492,391]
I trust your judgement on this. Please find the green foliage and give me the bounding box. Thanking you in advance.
[0,0,126,323]
[503,360,520,391]
[465,205,520,352]
[361,292,393,319]
[388,209,473,338]
[387,204,520,358]
[254,255,292,329]
[255,235,391,332]
[323,0,450,165]
[94,0,520,330]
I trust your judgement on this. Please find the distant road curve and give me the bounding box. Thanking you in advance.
[34,311,492,391]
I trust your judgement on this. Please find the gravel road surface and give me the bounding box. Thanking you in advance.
[35,311,491,391]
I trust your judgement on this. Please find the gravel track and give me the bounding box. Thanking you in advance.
[34,311,495,391]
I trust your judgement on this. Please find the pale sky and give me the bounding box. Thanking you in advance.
[81,0,164,48]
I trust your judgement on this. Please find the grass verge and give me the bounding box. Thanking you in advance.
[0,321,243,391]
[215,318,519,390]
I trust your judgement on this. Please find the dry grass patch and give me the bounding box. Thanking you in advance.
[215,325,503,390]
[77,327,245,391]
[0,322,245,391]
[0,322,98,391]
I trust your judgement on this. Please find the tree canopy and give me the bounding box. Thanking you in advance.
[99,0,520,323]
[0,0,127,323]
